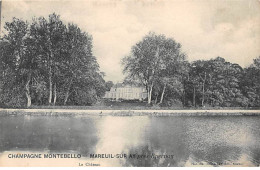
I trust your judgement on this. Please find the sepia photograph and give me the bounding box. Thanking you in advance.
[0,0,260,167]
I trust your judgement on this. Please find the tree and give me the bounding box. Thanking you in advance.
[59,23,105,105]
[122,32,187,105]
[157,54,188,105]
[240,56,260,107]
[186,60,213,107]
[0,18,34,107]
[105,81,114,91]
[30,13,67,105]
[184,57,247,107]
[0,14,106,107]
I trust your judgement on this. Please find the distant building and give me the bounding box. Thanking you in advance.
[103,83,148,101]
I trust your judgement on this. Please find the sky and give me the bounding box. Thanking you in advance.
[1,0,260,83]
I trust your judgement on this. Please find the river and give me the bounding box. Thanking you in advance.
[0,114,260,166]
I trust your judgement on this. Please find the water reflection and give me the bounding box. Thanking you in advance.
[94,116,150,154]
[183,116,260,166]
[0,115,259,166]
[93,116,150,166]
[0,115,98,155]
[123,145,177,167]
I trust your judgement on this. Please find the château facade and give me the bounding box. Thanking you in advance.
[104,83,148,101]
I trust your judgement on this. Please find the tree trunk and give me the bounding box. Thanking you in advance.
[148,82,153,104]
[64,78,72,105]
[201,72,206,107]
[159,83,166,104]
[48,54,53,105]
[64,91,69,105]
[155,95,158,104]
[53,83,57,105]
[193,86,196,107]
[202,84,205,106]
[48,72,52,105]
[25,73,31,108]
[183,83,186,107]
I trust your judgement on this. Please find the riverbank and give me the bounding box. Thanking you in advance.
[0,108,260,116]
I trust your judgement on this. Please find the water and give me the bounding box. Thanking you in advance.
[0,114,260,166]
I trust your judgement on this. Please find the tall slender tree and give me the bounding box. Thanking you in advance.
[122,32,187,105]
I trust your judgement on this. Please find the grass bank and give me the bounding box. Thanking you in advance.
[2,100,260,110]
[3,105,260,110]
[0,108,260,117]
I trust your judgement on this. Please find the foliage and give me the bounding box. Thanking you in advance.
[122,32,187,105]
[0,14,106,107]
[1,16,259,108]
[105,81,114,91]
[122,33,260,108]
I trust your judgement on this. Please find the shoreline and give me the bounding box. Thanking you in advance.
[0,108,260,116]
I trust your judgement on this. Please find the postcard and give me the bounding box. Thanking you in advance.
[0,0,260,167]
